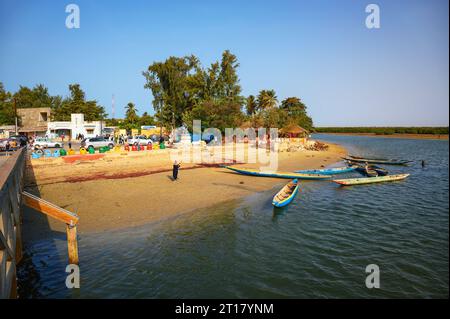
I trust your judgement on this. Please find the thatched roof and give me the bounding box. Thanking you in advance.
[280,124,309,135]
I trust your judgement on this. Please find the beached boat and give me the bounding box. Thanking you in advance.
[343,157,412,165]
[223,166,331,180]
[272,179,300,207]
[294,166,356,175]
[332,174,410,186]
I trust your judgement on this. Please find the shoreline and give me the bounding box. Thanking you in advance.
[315,132,449,140]
[22,142,347,239]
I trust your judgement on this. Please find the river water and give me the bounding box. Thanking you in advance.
[18,134,449,298]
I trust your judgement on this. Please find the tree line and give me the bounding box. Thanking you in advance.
[314,127,449,135]
[0,82,107,123]
[1,50,314,134]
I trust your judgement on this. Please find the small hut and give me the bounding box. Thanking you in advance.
[279,124,309,138]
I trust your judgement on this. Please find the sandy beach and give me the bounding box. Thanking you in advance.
[22,142,347,238]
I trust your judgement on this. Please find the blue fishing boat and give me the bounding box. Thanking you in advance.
[294,166,356,175]
[223,166,331,180]
[272,179,300,207]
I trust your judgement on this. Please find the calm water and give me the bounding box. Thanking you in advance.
[19,134,449,298]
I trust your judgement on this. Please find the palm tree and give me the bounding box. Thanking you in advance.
[245,95,257,115]
[257,89,278,111]
[125,102,139,125]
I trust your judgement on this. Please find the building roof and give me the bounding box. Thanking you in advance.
[18,126,47,133]
[280,124,309,135]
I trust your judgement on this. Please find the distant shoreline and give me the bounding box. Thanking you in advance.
[316,132,449,140]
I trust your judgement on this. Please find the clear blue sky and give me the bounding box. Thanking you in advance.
[0,0,448,126]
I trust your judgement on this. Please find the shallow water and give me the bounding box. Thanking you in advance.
[18,134,449,298]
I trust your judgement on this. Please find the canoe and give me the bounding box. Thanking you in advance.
[223,166,331,180]
[333,174,410,186]
[349,155,388,161]
[272,179,300,207]
[354,164,378,177]
[294,166,356,175]
[372,165,389,176]
[342,157,412,166]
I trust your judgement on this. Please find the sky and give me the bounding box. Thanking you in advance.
[0,0,448,126]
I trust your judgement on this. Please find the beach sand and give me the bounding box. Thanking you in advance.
[22,142,347,239]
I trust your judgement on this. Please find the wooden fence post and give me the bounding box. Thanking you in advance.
[66,224,79,265]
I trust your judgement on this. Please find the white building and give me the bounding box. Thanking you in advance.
[46,114,104,139]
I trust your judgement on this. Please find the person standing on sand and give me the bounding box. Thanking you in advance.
[173,160,181,181]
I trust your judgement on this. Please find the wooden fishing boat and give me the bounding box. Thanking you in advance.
[342,157,412,166]
[349,155,388,161]
[294,166,356,175]
[332,174,410,186]
[364,166,378,177]
[272,179,300,207]
[223,166,331,180]
[372,165,389,176]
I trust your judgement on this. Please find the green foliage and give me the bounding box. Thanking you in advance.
[0,82,107,124]
[314,127,449,135]
[245,95,257,116]
[257,89,278,111]
[139,112,155,126]
[52,84,107,121]
[13,84,54,109]
[143,55,199,128]
[0,82,14,125]
[183,100,242,132]
[280,97,313,131]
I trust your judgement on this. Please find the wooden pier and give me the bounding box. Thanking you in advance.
[0,148,26,299]
[0,148,79,299]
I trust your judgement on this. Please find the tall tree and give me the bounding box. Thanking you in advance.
[257,89,278,111]
[143,55,199,129]
[245,95,257,116]
[125,102,139,125]
[280,97,313,130]
[217,50,242,102]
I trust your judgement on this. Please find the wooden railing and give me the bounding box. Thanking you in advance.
[0,148,26,299]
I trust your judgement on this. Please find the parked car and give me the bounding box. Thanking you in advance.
[82,137,114,150]
[128,135,153,146]
[0,138,10,151]
[32,137,63,149]
[9,135,28,147]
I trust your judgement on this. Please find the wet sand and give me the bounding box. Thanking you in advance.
[23,142,347,237]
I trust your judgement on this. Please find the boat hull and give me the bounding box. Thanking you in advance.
[343,157,411,166]
[333,174,410,186]
[224,166,331,180]
[295,166,356,175]
[272,179,300,207]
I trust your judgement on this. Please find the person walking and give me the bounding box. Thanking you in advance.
[173,160,181,181]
